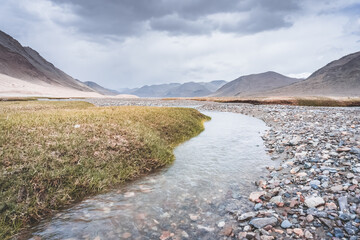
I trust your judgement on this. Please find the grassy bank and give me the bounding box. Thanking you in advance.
[0,101,210,239]
[182,96,360,107]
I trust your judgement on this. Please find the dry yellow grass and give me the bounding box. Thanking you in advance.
[162,96,360,107]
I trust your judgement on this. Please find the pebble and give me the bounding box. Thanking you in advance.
[217,221,225,228]
[305,196,325,208]
[238,211,257,221]
[306,214,314,222]
[189,214,198,221]
[249,191,265,202]
[249,217,278,229]
[280,220,292,229]
[293,228,304,237]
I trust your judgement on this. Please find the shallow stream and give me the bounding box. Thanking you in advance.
[29,111,272,239]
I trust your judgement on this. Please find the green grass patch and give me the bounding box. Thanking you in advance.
[0,101,210,239]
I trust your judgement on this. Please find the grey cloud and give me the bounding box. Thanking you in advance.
[219,9,293,34]
[51,0,300,36]
[149,14,212,35]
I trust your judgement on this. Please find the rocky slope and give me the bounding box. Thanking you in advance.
[265,51,360,96]
[0,30,94,93]
[213,71,302,97]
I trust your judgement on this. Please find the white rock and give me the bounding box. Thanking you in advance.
[217,221,226,228]
[305,196,325,208]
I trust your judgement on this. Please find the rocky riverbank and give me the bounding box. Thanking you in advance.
[87,98,360,239]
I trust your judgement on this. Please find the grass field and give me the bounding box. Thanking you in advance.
[0,101,210,239]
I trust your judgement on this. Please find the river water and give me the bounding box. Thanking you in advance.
[28,111,272,239]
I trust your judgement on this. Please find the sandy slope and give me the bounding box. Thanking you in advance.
[0,73,138,98]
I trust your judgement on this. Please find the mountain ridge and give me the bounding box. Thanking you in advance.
[262,51,360,97]
[212,71,302,97]
[0,30,94,92]
[121,80,227,97]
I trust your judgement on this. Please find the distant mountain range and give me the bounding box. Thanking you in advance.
[0,29,359,98]
[212,71,302,97]
[120,80,227,97]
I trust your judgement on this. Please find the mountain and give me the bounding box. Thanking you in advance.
[125,80,227,97]
[202,80,228,92]
[0,30,100,96]
[82,81,119,96]
[213,71,302,97]
[166,82,212,97]
[264,51,360,96]
[131,83,181,97]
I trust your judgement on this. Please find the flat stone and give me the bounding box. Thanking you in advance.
[249,217,278,229]
[249,191,265,202]
[304,230,313,239]
[189,214,198,221]
[254,203,262,211]
[337,147,351,152]
[290,167,300,174]
[293,228,304,237]
[270,196,283,205]
[339,213,351,221]
[326,202,338,210]
[344,222,359,235]
[334,228,344,238]
[304,162,312,169]
[338,196,349,213]
[221,225,233,236]
[296,172,307,177]
[238,211,257,221]
[280,220,292,229]
[260,236,274,240]
[306,214,314,222]
[305,196,325,208]
[331,185,343,192]
[347,173,355,179]
[309,180,320,186]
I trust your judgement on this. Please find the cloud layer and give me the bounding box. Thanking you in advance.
[0,0,359,89]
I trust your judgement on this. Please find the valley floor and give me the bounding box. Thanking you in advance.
[88,98,360,239]
[0,101,209,239]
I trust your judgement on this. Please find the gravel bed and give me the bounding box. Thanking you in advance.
[87,98,360,239]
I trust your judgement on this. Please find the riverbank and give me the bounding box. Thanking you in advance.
[201,103,360,239]
[88,98,360,239]
[0,101,209,239]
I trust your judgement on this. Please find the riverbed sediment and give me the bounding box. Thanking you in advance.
[87,98,360,239]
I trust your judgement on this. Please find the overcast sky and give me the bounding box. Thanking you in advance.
[0,0,359,89]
